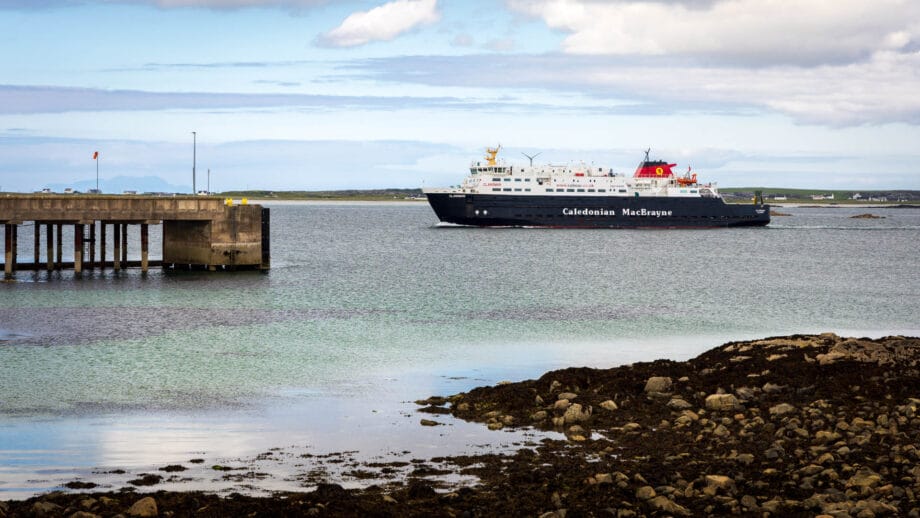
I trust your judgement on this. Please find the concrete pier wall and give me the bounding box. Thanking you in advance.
[162,205,264,269]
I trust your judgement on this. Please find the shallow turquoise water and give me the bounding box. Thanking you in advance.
[1,202,918,496]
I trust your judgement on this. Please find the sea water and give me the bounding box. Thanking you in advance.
[1,203,918,497]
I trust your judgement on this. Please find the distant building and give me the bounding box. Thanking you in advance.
[811,193,835,200]
[773,195,787,201]
[123,190,138,195]
[851,193,862,200]
[63,188,74,194]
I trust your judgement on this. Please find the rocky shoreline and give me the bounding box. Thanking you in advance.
[3,333,919,517]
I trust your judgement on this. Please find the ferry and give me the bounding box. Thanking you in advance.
[423,146,769,228]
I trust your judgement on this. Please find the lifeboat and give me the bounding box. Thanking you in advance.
[676,167,697,186]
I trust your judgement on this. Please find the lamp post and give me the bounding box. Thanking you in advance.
[191,131,197,194]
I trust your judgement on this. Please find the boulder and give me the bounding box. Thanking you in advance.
[769,403,796,416]
[563,403,592,424]
[636,486,656,500]
[705,394,741,411]
[127,497,158,517]
[595,473,613,485]
[846,468,881,493]
[644,376,673,394]
[30,502,63,518]
[554,399,572,411]
[703,475,737,496]
[647,496,691,516]
[667,397,693,410]
[599,400,619,411]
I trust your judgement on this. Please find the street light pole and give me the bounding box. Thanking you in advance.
[192,131,197,194]
[207,168,210,195]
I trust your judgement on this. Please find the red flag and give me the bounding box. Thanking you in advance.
[93,151,99,160]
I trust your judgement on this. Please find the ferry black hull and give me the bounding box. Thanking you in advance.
[426,193,770,228]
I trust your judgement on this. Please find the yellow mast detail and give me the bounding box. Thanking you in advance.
[485,144,501,166]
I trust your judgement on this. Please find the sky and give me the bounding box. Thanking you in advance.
[1,0,919,193]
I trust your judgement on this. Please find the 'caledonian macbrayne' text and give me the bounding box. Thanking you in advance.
[562,208,674,217]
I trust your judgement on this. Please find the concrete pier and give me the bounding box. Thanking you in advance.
[1,195,269,277]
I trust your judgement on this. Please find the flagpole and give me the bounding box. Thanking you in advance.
[96,154,99,192]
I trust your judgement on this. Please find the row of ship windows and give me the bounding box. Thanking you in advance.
[488,187,631,193]
[491,177,615,184]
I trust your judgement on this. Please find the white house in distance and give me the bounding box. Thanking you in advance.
[811,193,835,200]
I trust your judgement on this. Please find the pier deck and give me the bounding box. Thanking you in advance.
[1,195,269,276]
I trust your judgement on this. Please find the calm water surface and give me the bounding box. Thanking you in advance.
[1,202,919,497]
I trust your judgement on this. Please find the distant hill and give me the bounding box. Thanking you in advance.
[219,189,425,201]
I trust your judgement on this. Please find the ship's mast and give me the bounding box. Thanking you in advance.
[522,151,541,167]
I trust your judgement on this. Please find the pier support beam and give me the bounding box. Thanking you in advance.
[33,224,40,266]
[74,224,84,274]
[89,223,96,269]
[55,224,62,270]
[11,224,17,273]
[3,224,12,277]
[100,222,106,270]
[141,224,149,272]
[46,223,53,271]
[113,223,121,271]
[121,224,128,264]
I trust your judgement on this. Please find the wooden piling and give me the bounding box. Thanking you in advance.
[74,224,84,274]
[55,224,62,269]
[113,223,121,271]
[100,222,106,270]
[141,223,149,272]
[121,224,128,263]
[33,224,40,266]
[11,224,17,273]
[89,223,96,269]
[3,224,11,277]
[46,223,53,271]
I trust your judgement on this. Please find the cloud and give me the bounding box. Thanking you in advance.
[0,0,328,9]
[346,51,920,126]
[0,84,468,114]
[317,0,440,48]
[508,0,920,66]
[0,84,616,116]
